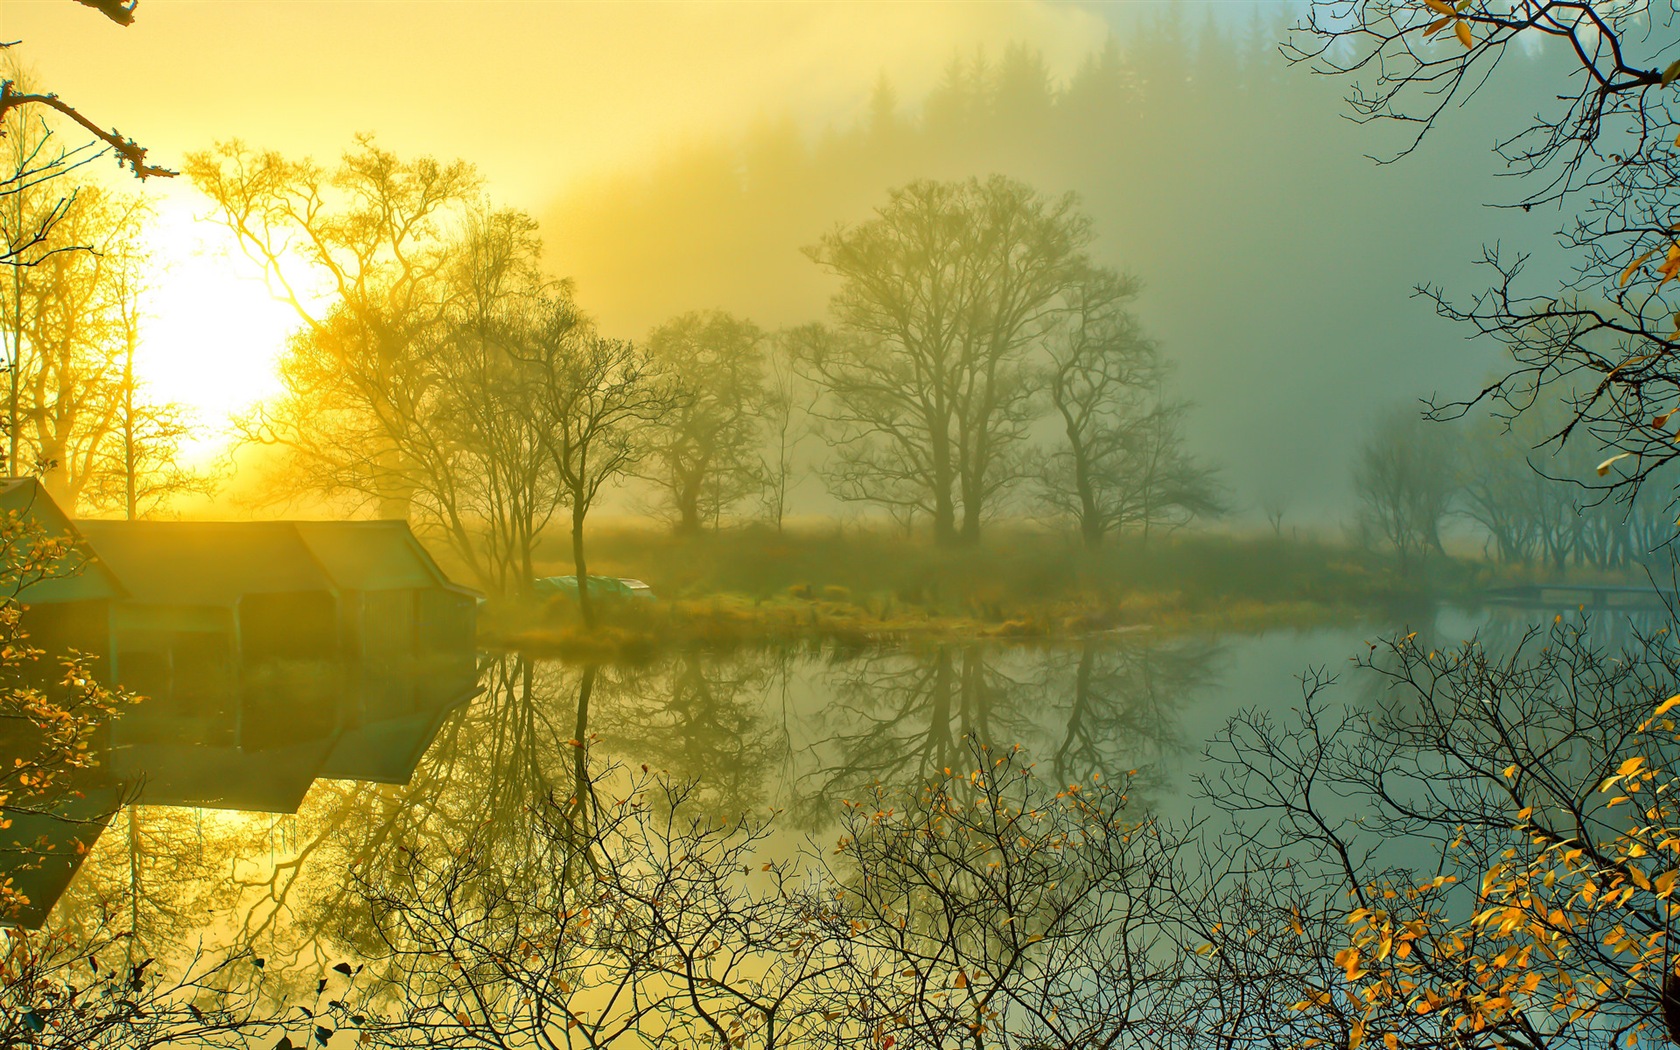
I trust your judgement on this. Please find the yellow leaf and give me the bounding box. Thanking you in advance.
[1426,15,1452,35]
[1665,59,1680,87]
[1656,694,1680,717]
[1385,1034,1399,1050]
[1422,0,1455,13]
[1454,19,1474,48]
[1623,248,1658,285]
[1619,756,1646,776]
[1598,452,1635,476]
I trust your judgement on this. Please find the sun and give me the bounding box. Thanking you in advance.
[134,188,314,465]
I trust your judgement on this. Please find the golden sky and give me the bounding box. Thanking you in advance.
[2,0,1112,442]
[5,0,1111,211]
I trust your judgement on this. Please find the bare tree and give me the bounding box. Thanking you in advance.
[642,310,766,534]
[192,140,581,596]
[187,136,479,519]
[1041,268,1221,547]
[513,306,672,627]
[428,208,571,596]
[1042,269,1157,547]
[1289,1,1680,517]
[80,201,209,519]
[799,176,1095,546]
[1352,407,1457,569]
[2,185,165,511]
[4,4,172,477]
[758,335,814,534]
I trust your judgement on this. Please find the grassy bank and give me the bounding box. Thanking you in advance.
[479,526,1482,658]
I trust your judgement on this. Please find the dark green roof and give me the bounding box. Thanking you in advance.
[75,521,336,607]
[292,520,449,591]
[0,479,125,603]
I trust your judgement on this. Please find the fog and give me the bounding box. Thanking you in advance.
[5,4,1680,1046]
[6,0,1559,520]
[545,18,1550,518]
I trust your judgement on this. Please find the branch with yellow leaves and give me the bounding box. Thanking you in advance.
[1195,617,1680,1050]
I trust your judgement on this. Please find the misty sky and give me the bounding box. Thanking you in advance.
[3,0,1540,522]
[4,1,1113,210]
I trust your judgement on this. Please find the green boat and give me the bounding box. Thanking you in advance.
[532,575,656,601]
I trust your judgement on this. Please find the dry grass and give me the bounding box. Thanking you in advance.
[474,524,1513,659]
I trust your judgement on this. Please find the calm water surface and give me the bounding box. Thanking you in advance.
[11,603,1655,973]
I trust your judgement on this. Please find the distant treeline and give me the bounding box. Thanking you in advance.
[1354,397,1674,573]
[544,11,1553,514]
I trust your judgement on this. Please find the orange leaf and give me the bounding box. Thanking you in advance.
[1423,0,1455,13]
[1454,19,1474,48]
[1622,248,1658,285]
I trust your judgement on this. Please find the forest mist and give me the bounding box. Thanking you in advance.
[1,2,1589,531]
[542,11,1564,521]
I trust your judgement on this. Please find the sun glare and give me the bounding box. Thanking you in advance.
[135,193,307,464]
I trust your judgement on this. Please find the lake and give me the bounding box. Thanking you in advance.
[2,601,1662,1044]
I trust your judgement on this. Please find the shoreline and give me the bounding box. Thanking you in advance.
[481,592,1386,662]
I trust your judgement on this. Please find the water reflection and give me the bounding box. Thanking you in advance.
[7,600,1671,1046]
[785,637,1218,824]
[9,633,1222,947]
[1,654,478,930]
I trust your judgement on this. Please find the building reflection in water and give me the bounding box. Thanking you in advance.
[0,498,481,929]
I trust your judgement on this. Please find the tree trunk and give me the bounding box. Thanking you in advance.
[123,330,137,520]
[927,645,954,769]
[1054,640,1094,781]
[571,663,597,838]
[572,501,596,629]
[1074,452,1102,549]
[375,445,413,520]
[931,422,958,545]
[1081,515,1103,550]
[675,483,702,535]
[932,492,958,546]
[38,438,70,509]
[958,451,984,546]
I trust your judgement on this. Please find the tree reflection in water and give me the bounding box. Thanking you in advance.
[6,637,1227,1047]
[791,637,1217,826]
[347,728,1199,1050]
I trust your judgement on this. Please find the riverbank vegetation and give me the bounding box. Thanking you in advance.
[479,523,1637,658]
